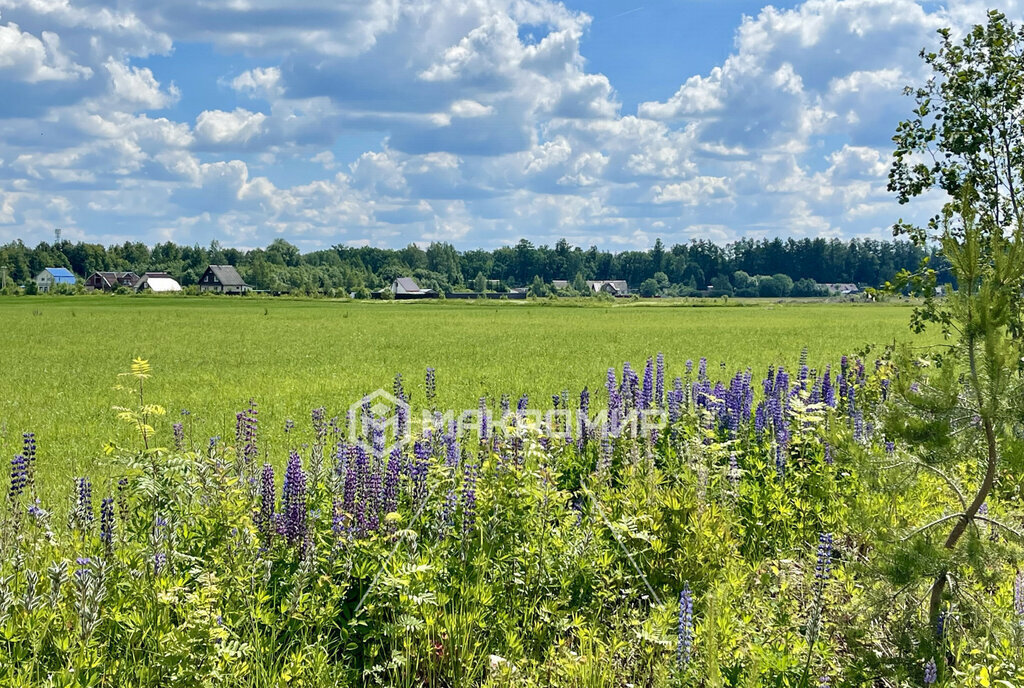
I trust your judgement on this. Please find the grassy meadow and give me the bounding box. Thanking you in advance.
[6,294,1024,687]
[1,296,929,495]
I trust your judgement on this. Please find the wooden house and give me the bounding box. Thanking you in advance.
[199,265,251,294]
[85,271,139,291]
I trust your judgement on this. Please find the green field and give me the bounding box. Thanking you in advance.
[0,296,930,494]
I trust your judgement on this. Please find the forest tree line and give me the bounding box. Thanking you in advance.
[0,235,940,296]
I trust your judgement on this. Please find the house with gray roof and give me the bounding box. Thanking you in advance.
[378,277,437,299]
[586,279,629,296]
[199,265,251,294]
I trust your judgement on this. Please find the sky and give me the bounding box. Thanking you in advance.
[0,0,1020,251]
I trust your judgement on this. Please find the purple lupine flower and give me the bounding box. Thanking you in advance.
[411,440,430,510]
[500,394,511,420]
[815,533,833,585]
[235,400,258,464]
[824,442,833,466]
[393,373,406,403]
[75,557,92,580]
[620,361,634,410]
[598,435,612,474]
[344,446,364,516]
[9,454,27,501]
[641,357,654,410]
[924,658,937,685]
[517,394,529,415]
[668,389,681,424]
[606,367,617,401]
[754,404,767,436]
[656,353,665,408]
[22,432,36,485]
[578,387,591,447]
[936,610,946,640]
[100,497,114,552]
[284,419,294,434]
[75,477,93,525]
[461,459,478,537]
[551,393,560,410]
[371,414,385,463]
[257,464,275,542]
[364,471,383,532]
[445,430,459,468]
[425,367,436,404]
[117,477,129,525]
[885,440,895,454]
[172,422,184,451]
[382,448,402,516]
[153,552,167,576]
[281,452,307,546]
[440,489,457,532]
[479,397,489,442]
[697,357,707,381]
[676,584,693,668]
[312,407,327,438]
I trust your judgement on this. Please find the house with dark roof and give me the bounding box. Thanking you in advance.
[199,265,252,294]
[85,271,139,291]
[34,267,76,293]
[376,277,437,299]
[586,280,629,296]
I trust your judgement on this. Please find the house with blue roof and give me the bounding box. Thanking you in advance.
[34,267,76,293]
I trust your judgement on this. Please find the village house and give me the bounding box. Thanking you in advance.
[134,272,182,293]
[84,271,139,291]
[375,277,436,299]
[199,265,252,294]
[34,267,76,293]
[821,282,860,296]
[586,280,629,296]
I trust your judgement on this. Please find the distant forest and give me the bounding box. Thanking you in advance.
[0,236,941,297]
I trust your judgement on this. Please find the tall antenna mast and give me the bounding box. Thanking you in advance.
[54,227,62,243]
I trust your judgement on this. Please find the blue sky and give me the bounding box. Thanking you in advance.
[0,0,1015,250]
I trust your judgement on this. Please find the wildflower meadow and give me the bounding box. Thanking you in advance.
[2,323,1023,687]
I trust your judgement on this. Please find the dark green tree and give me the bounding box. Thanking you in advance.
[885,10,1024,646]
[890,10,1024,241]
